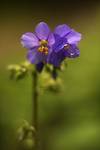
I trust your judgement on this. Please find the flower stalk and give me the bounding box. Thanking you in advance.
[32,67,39,150]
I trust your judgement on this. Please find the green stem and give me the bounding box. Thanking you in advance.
[32,67,38,150]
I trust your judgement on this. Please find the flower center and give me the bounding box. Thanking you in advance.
[38,40,48,55]
[64,44,70,50]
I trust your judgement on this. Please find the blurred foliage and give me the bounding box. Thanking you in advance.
[17,120,35,150]
[7,61,32,80]
[7,61,65,93]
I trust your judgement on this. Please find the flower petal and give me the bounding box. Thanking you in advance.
[48,49,66,67]
[21,32,39,49]
[54,24,71,37]
[35,22,50,40]
[52,35,67,52]
[65,44,80,58]
[27,48,47,64]
[66,29,82,44]
[48,33,55,46]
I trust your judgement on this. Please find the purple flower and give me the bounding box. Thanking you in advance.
[21,22,82,68]
[48,24,82,67]
[21,22,55,64]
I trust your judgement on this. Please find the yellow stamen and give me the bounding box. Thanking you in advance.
[38,40,48,55]
[38,46,48,55]
[44,50,48,55]
[38,46,43,52]
[39,40,48,45]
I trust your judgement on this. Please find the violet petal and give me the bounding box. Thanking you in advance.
[54,24,71,37]
[27,48,47,64]
[35,22,50,40]
[48,33,55,46]
[53,35,67,52]
[66,29,82,45]
[21,32,39,49]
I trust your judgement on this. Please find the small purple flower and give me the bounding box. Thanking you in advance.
[21,22,55,64]
[48,24,82,67]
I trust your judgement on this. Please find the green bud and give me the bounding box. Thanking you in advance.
[45,64,53,73]
[19,137,35,150]
[17,120,35,142]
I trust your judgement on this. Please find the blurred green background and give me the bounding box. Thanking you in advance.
[0,0,100,150]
